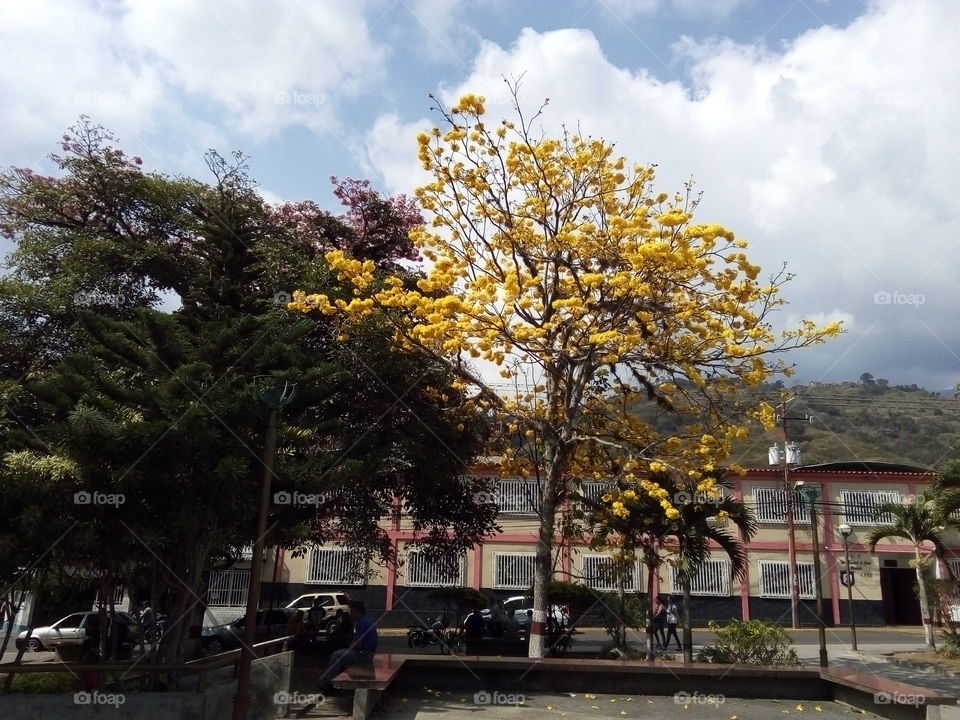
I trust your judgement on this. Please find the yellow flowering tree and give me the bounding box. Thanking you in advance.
[290,89,840,658]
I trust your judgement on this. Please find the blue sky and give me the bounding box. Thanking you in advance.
[1,0,958,392]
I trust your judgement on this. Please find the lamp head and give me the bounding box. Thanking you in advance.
[838,523,852,538]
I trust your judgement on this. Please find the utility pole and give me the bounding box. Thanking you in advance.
[233,381,296,720]
[797,482,828,667]
[769,397,812,630]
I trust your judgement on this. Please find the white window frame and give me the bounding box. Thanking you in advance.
[759,561,815,599]
[496,480,541,515]
[207,569,250,607]
[306,545,366,586]
[841,490,901,527]
[581,554,640,591]
[753,486,811,524]
[405,551,465,587]
[670,558,732,596]
[493,552,536,590]
[578,482,612,504]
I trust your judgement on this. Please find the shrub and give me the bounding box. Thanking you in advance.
[696,619,800,666]
[8,672,77,694]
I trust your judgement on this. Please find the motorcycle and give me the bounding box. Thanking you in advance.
[407,616,450,653]
[135,607,166,644]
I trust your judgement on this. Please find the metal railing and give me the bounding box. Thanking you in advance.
[0,635,293,694]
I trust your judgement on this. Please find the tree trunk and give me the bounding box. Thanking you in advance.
[916,547,936,649]
[681,576,693,663]
[617,575,627,651]
[529,473,559,659]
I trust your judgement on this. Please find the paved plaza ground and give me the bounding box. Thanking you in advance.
[303,688,890,719]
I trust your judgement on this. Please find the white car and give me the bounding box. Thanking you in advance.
[15,611,140,652]
[284,592,351,634]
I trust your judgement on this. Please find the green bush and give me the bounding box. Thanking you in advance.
[696,619,800,666]
[7,672,77,694]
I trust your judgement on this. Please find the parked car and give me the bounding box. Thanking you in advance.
[15,611,140,652]
[479,596,567,631]
[283,592,351,635]
[201,609,289,654]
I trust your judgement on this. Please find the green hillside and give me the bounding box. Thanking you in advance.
[727,376,960,470]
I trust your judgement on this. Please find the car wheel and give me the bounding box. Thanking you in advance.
[206,638,223,654]
[324,619,339,637]
[26,638,43,652]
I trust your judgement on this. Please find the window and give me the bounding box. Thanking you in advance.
[581,554,639,591]
[670,559,732,596]
[753,486,811,524]
[306,546,366,585]
[949,558,960,578]
[57,614,87,629]
[207,569,250,607]
[405,551,465,587]
[493,552,536,589]
[841,490,901,526]
[759,561,814,599]
[497,480,541,514]
[578,482,611,504]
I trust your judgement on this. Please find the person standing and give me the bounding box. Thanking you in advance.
[464,607,485,639]
[318,601,378,693]
[652,598,667,649]
[664,596,681,651]
[306,599,326,645]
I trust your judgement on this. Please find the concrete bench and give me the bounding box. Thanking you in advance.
[821,667,956,720]
[332,653,406,720]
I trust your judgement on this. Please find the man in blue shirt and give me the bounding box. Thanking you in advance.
[318,600,378,693]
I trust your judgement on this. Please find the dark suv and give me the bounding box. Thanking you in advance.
[201,609,289,653]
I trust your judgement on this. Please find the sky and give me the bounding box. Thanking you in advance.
[1,0,958,391]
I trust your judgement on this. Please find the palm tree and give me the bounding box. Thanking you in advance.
[865,492,952,648]
[669,479,757,662]
[932,459,960,524]
[582,470,756,661]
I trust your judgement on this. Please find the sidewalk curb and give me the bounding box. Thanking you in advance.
[854,651,960,680]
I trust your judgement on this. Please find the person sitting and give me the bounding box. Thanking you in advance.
[328,609,353,651]
[318,601,378,694]
[464,607,485,640]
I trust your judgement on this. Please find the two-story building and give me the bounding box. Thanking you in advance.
[206,460,958,628]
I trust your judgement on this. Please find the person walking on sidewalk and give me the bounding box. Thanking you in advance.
[652,598,667,649]
[664,596,681,651]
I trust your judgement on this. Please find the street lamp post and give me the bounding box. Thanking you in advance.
[796,481,828,667]
[838,523,858,651]
[233,381,296,720]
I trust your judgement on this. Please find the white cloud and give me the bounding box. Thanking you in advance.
[598,0,747,21]
[362,0,960,386]
[0,0,386,170]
